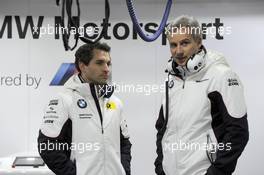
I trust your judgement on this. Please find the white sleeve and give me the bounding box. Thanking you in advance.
[215,69,247,118]
[119,101,130,139]
[40,94,69,138]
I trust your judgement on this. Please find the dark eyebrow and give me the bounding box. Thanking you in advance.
[95,59,111,64]
[169,38,191,45]
[95,59,105,63]
[180,38,191,42]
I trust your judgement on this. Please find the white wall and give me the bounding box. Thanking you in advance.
[0,0,263,174]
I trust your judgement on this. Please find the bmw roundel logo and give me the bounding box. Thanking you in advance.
[77,99,87,108]
[169,80,174,88]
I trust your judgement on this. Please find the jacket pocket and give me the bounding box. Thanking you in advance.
[206,130,218,163]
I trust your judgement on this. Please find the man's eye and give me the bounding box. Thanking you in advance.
[107,62,112,66]
[181,42,189,46]
[170,44,177,48]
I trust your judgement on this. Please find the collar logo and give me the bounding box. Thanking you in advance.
[77,99,87,108]
[106,102,116,110]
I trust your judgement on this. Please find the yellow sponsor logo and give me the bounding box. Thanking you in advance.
[106,102,116,110]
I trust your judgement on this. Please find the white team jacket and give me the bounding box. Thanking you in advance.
[38,74,131,175]
[155,50,249,175]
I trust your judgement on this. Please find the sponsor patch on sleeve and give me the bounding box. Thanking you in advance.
[48,99,59,106]
[227,78,239,86]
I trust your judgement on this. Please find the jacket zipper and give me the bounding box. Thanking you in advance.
[90,84,104,134]
[100,100,104,134]
[172,75,184,173]
[166,76,180,174]
[182,71,186,89]
[92,86,106,173]
[102,122,106,174]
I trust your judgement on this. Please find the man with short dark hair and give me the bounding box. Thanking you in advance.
[155,15,249,175]
[38,42,132,175]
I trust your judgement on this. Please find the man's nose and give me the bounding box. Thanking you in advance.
[176,45,183,54]
[174,47,184,58]
[103,64,110,73]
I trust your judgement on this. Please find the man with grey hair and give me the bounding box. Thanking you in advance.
[155,15,249,175]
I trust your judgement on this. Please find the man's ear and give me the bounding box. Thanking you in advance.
[79,62,87,72]
[196,38,202,48]
[199,41,203,48]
